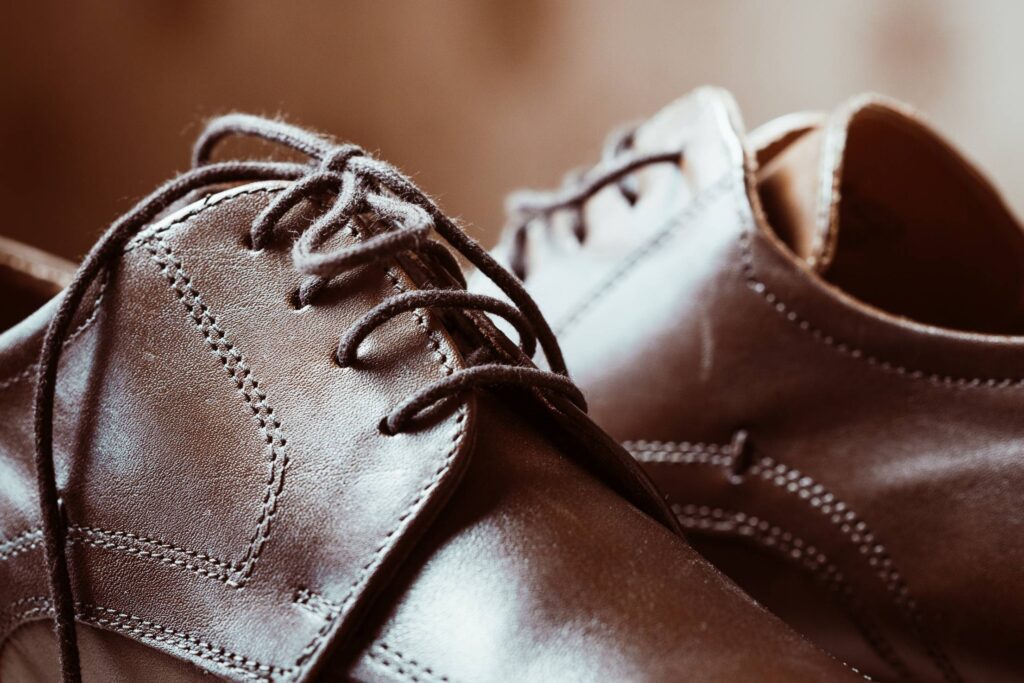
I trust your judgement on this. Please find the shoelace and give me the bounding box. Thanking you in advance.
[34,114,584,682]
[504,123,684,280]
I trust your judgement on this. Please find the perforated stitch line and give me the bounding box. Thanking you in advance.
[70,525,235,571]
[142,235,287,587]
[738,228,1024,389]
[2,186,465,680]
[0,529,42,560]
[626,438,960,683]
[68,527,234,583]
[673,504,907,681]
[293,589,341,620]
[374,642,451,683]
[0,524,237,584]
[623,439,733,465]
[368,642,453,683]
[553,173,737,335]
[744,456,960,682]
[0,597,289,681]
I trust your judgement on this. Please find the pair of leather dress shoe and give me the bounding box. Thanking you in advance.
[0,88,1017,682]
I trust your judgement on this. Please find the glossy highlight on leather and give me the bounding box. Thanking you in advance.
[0,113,859,681]
[484,86,1024,682]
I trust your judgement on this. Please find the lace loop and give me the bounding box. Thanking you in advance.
[504,124,684,280]
[337,290,538,367]
[321,143,366,173]
[382,365,585,436]
[36,115,581,683]
[251,171,339,250]
[192,112,333,167]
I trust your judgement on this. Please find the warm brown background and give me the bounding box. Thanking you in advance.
[2,1,1021,260]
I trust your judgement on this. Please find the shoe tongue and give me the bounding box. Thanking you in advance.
[758,94,1024,333]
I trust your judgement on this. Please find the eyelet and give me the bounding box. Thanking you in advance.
[332,349,350,368]
[241,231,263,254]
[288,288,308,311]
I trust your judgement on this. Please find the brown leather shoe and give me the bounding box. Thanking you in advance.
[0,115,859,681]
[485,87,1024,682]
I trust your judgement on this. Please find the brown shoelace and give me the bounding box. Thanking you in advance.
[34,114,583,682]
[504,123,684,280]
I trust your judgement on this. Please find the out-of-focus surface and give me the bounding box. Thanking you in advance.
[2,0,1021,260]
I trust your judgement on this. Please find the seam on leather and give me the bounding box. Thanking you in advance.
[367,642,452,683]
[69,525,237,581]
[739,223,1024,389]
[0,529,42,560]
[620,439,733,463]
[553,173,738,335]
[673,503,907,681]
[0,270,111,390]
[0,525,241,583]
[71,525,235,569]
[0,596,50,643]
[293,589,341,620]
[0,597,286,681]
[140,234,287,588]
[125,185,281,253]
[0,186,470,681]
[628,439,961,683]
[291,236,470,676]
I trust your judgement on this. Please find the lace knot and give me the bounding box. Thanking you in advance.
[320,144,365,174]
[34,114,582,681]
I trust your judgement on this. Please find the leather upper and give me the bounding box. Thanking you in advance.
[480,87,1024,682]
[0,145,859,681]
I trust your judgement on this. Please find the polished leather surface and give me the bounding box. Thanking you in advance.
[480,87,1024,682]
[0,154,858,679]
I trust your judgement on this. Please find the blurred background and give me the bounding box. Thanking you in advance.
[2,1,1022,259]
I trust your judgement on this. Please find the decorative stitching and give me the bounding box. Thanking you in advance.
[293,589,341,620]
[0,365,35,391]
[368,642,452,683]
[0,596,52,645]
[291,221,468,678]
[71,525,234,571]
[82,604,286,680]
[65,270,111,346]
[554,173,737,335]
[141,235,287,587]
[0,597,286,681]
[621,439,733,465]
[0,529,42,560]
[0,187,466,681]
[0,270,111,390]
[739,224,1024,389]
[673,504,907,681]
[0,525,236,582]
[126,185,280,253]
[744,455,961,683]
[627,438,961,683]
[68,525,235,583]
